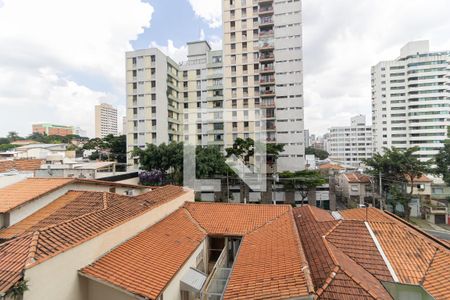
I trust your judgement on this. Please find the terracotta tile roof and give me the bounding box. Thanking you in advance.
[0,234,35,293]
[295,206,392,299]
[301,205,450,299]
[293,206,338,289]
[339,207,394,222]
[0,191,103,240]
[0,159,44,173]
[0,177,148,213]
[81,209,206,299]
[319,163,345,170]
[344,172,371,183]
[308,205,335,222]
[318,269,375,300]
[325,220,392,281]
[0,185,187,294]
[422,249,450,299]
[406,174,432,182]
[223,212,310,300]
[82,204,312,300]
[321,243,392,299]
[184,202,290,235]
[369,221,438,284]
[0,178,74,213]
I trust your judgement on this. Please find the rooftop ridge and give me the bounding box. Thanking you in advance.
[287,209,315,294]
[242,206,292,235]
[419,248,439,285]
[182,207,208,235]
[315,265,339,297]
[25,231,40,267]
[324,240,391,299]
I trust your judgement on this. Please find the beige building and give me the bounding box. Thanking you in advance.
[336,172,373,207]
[222,0,305,171]
[95,103,118,138]
[181,41,224,148]
[125,48,182,165]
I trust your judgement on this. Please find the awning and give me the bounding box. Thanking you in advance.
[180,267,207,293]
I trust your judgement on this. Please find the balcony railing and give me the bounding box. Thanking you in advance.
[259,6,274,15]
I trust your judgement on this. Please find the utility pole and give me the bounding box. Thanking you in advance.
[379,171,383,210]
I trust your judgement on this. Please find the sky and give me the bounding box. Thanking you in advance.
[0,0,449,137]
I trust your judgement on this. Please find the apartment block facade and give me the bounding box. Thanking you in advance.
[125,48,182,163]
[223,0,305,171]
[327,115,373,166]
[181,41,224,147]
[372,41,450,161]
[95,103,118,138]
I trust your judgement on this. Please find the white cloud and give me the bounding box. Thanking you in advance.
[0,0,153,137]
[303,0,450,136]
[188,0,222,28]
[149,40,189,64]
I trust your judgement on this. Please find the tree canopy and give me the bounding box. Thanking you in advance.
[435,140,450,186]
[279,170,326,202]
[305,147,329,160]
[363,147,430,220]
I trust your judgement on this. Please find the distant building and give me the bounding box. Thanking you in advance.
[304,129,310,148]
[95,103,118,138]
[372,40,450,161]
[15,143,68,160]
[125,48,182,164]
[327,114,373,166]
[181,41,224,148]
[32,123,75,136]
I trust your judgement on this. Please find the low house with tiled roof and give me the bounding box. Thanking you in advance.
[0,185,192,300]
[1,178,449,300]
[0,159,44,174]
[80,203,313,300]
[294,205,450,300]
[0,177,149,229]
[337,172,373,207]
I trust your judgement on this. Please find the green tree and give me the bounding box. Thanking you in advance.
[6,131,21,142]
[196,146,229,178]
[279,170,326,206]
[133,142,184,184]
[305,147,329,160]
[0,144,15,151]
[364,147,430,220]
[435,140,450,186]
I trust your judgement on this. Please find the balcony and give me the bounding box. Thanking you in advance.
[259,0,273,4]
[260,89,275,97]
[259,17,274,27]
[260,77,275,85]
[259,53,275,62]
[259,30,274,38]
[258,41,274,50]
[260,65,275,74]
[259,6,274,15]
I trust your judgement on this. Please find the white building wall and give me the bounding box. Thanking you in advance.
[327,115,373,166]
[372,41,450,161]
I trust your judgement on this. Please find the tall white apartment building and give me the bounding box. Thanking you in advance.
[95,103,118,138]
[223,0,304,171]
[125,49,182,163]
[180,41,224,148]
[372,41,450,161]
[327,115,373,166]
